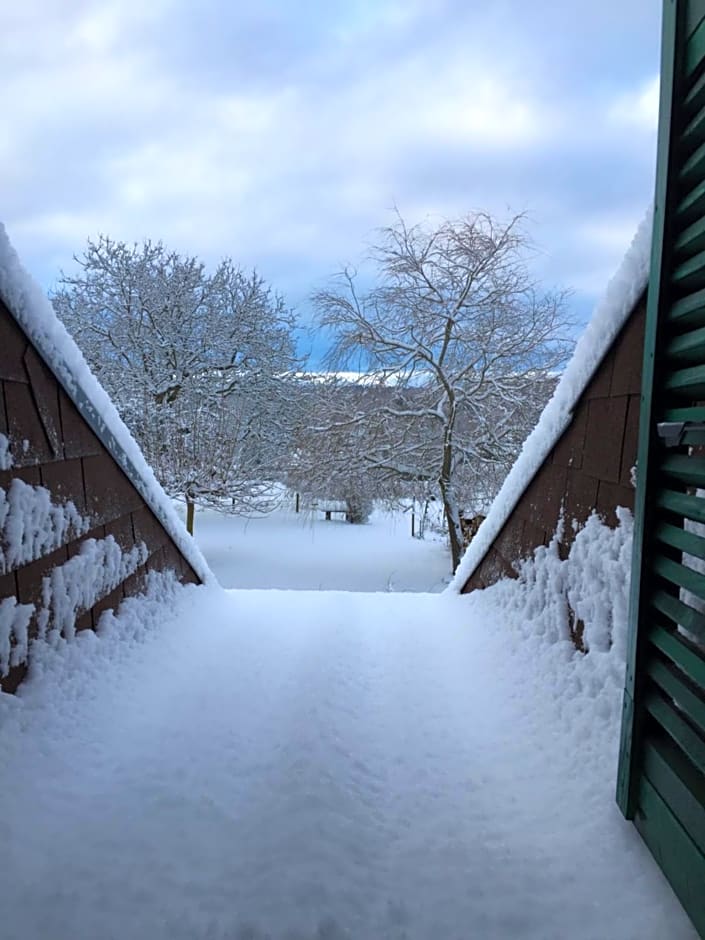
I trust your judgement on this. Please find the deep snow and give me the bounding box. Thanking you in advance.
[0,511,697,939]
[186,503,451,592]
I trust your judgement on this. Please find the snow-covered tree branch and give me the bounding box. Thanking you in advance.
[52,236,301,528]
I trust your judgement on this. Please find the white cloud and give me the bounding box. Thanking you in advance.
[10,210,108,243]
[2,0,661,335]
[579,215,645,255]
[549,210,648,295]
[608,76,660,131]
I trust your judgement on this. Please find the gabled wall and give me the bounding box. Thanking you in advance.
[461,298,646,593]
[0,300,201,692]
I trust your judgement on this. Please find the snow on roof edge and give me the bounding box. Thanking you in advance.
[0,224,214,586]
[449,206,653,593]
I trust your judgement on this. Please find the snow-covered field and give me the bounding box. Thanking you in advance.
[0,510,697,940]
[184,503,451,592]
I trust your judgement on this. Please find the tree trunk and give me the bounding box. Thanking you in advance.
[419,499,429,540]
[440,486,463,573]
[438,441,463,572]
[186,498,195,536]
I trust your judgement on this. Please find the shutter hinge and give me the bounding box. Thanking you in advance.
[656,420,705,447]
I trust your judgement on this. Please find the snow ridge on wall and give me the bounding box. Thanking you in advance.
[0,478,89,574]
[0,597,33,677]
[0,433,12,471]
[0,225,213,585]
[503,508,634,655]
[450,208,652,592]
[38,536,149,644]
[0,475,154,676]
[0,534,149,678]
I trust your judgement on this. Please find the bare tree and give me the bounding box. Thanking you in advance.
[53,236,300,529]
[313,211,573,571]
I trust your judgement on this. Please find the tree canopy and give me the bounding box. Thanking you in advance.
[52,236,300,524]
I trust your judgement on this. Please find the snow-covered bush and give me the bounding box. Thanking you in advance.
[344,494,373,524]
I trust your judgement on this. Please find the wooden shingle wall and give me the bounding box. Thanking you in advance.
[462,297,646,594]
[0,300,200,692]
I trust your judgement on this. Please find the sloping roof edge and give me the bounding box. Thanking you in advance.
[449,207,653,593]
[0,224,214,586]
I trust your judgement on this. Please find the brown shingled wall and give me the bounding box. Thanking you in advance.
[0,300,200,692]
[462,296,646,594]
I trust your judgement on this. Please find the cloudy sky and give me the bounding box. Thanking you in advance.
[4,1,659,362]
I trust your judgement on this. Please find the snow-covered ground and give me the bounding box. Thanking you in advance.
[185,503,451,592]
[0,512,697,939]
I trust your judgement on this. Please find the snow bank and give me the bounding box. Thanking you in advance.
[450,208,652,591]
[0,224,213,585]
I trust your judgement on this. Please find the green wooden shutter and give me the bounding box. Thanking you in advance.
[617,2,705,935]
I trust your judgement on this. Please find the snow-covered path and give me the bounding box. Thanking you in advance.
[1,585,697,940]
